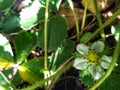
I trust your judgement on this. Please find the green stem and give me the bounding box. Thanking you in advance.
[67,0,80,42]
[89,32,120,90]
[21,56,74,90]
[47,56,74,90]
[93,0,105,42]
[84,9,120,43]
[44,0,49,70]
[81,0,89,35]
[44,0,49,89]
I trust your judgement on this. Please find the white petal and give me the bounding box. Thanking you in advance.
[100,55,112,62]
[88,64,96,78]
[74,58,88,70]
[88,64,103,80]
[91,41,104,53]
[100,61,110,69]
[76,44,89,54]
[95,65,103,80]
[100,55,112,69]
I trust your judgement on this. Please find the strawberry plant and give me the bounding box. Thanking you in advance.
[0,0,120,90]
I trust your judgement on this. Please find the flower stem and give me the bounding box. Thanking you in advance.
[84,9,120,43]
[89,31,120,90]
[67,0,80,42]
[93,0,105,42]
[81,0,89,35]
[44,0,49,89]
[44,0,49,70]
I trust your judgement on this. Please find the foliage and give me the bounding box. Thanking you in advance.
[0,0,120,90]
[38,16,67,51]
[0,0,15,11]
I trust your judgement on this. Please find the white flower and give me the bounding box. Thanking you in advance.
[74,41,112,80]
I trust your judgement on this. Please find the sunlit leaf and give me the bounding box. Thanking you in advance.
[0,34,13,57]
[0,34,14,70]
[0,0,15,11]
[18,58,44,83]
[20,0,45,30]
[2,13,21,34]
[0,58,14,70]
[14,32,37,63]
[39,0,62,10]
[38,16,67,51]
[111,22,120,41]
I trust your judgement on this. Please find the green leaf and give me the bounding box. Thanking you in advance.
[20,0,45,30]
[99,73,120,90]
[38,16,67,51]
[2,13,21,34]
[0,34,14,70]
[80,75,94,86]
[80,32,92,43]
[0,34,13,58]
[14,32,37,63]
[39,0,62,10]
[50,0,62,10]
[51,40,74,70]
[80,69,94,86]
[11,71,22,86]
[0,72,14,90]
[18,58,44,84]
[0,15,5,29]
[73,52,84,58]
[2,68,22,86]
[0,0,15,11]
[101,46,113,56]
[0,57,14,70]
[113,57,120,75]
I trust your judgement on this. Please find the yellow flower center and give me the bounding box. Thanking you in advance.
[86,51,99,63]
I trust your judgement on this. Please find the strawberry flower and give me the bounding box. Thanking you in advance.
[74,41,112,80]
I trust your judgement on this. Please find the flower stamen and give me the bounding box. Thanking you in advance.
[86,51,99,63]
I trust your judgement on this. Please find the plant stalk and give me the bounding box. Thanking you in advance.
[44,0,49,89]
[81,0,89,35]
[84,9,120,43]
[93,0,105,42]
[67,0,80,42]
[44,0,49,70]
